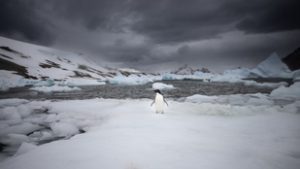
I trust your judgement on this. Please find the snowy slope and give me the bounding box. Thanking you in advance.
[250,53,292,78]
[0,36,145,89]
[0,36,111,80]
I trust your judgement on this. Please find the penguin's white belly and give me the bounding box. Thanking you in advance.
[155,93,164,113]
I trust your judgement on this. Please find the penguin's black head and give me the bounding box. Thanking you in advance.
[154,89,161,94]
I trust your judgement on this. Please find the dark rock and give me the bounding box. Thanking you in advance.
[282,47,300,71]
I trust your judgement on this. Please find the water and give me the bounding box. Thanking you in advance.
[0,80,274,100]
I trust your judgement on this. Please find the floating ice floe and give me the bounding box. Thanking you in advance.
[270,82,300,99]
[152,82,174,90]
[30,85,81,93]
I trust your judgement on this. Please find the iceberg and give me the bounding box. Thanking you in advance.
[250,53,292,78]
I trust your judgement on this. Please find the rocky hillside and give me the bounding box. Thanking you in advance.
[0,36,142,83]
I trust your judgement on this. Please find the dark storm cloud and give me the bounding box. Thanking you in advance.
[47,0,126,31]
[0,0,55,45]
[1,0,299,44]
[128,0,300,43]
[0,0,299,72]
[236,0,300,33]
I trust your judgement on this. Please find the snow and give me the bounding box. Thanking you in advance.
[30,85,81,92]
[0,36,108,80]
[0,99,28,107]
[50,122,80,138]
[161,72,214,81]
[270,82,300,99]
[118,68,141,73]
[0,36,109,90]
[152,82,174,90]
[186,93,274,106]
[14,143,37,156]
[0,96,299,169]
[250,53,292,78]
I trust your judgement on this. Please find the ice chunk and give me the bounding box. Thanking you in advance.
[270,82,300,99]
[108,73,155,85]
[186,94,218,103]
[14,142,37,156]
[0,122,42,136]
[0,99,28,107]
[293,70,300,82]
[63,78,106,86]
[0,107,21,122]
[0,134,29,146]
[30,85,81,92]
[212,68,251,82]
[250,53,292,78]
[152,82,174,90]
[50,122,79,137]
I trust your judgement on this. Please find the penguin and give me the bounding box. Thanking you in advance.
[151,89,168,114]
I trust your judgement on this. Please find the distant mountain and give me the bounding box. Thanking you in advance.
[172,64,210,75]
[0,36,142,83]
[282,47,300,71]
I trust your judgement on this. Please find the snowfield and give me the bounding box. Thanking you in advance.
[0,94,300,169]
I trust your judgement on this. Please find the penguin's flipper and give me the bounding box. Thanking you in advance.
[164,99,169,106]
[150,101,155,106]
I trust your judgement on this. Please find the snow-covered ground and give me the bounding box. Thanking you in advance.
[0,90,300,169]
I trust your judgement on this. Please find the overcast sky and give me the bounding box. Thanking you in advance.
[1,0,299,72]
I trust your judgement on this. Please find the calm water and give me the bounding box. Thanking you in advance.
[0,80,274,100]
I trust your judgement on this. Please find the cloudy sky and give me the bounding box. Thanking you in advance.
[1,0,299,72]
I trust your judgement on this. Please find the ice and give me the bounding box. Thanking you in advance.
[63,78,106,86]
[292,70,300,82]
[0,97,299,169]
[186,93,274,106]
[108,73,156,85]
[270,82,300,99]
[0,36,109,80]
[0,99,28,107]
[0,134,29,146]
[0,70,25,91]
[186,94,218,103]
[30,85,81,92]
[161,72,214,81]
[211,68,251,82]
[0,122,42,136]
[0,106,21,122]
[14,142,37,156]
[250,53,292,78]
[50,122,80,138]
[152,82,174,90]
